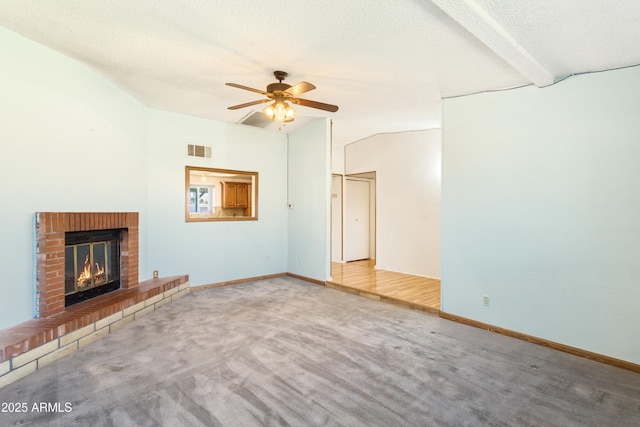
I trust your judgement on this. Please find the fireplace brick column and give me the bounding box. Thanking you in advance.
[35,212,139,318]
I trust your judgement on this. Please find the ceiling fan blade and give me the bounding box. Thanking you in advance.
[227,99,271,110]
[284,81,316,97]
[226,82,269,96]
[294,98,339,112]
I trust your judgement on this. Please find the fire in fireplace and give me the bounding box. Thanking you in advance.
[64,229,121,306]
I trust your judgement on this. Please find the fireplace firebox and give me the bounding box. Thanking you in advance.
[64,229,122,306]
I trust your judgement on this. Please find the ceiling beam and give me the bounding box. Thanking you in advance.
[430,0,555,87]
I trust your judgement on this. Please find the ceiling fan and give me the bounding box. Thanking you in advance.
[226,71,339,122]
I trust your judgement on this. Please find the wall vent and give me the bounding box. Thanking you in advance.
[186,144,212,159]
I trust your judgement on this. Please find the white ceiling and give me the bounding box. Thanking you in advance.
[1,1,639,145]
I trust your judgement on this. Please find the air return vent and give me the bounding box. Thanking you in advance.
[239,111,273,129]
[186,144,212,159]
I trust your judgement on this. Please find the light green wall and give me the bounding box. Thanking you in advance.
[287,118,332,282]
[0,26,149,328]
[0,25,330,329]
[145,109,289,285]
[442,66,640,364]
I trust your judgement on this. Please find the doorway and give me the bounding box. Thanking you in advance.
[345,179,370,261]
[343,173,376,263]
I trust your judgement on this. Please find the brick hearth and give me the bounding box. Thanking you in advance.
[0,275,190,389]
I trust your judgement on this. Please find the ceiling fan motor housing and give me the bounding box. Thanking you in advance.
[267,82,292,93]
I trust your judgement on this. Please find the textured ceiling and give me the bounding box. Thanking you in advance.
[1,0,639,145]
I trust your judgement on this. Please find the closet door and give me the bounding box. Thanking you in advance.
[344,179,370,261]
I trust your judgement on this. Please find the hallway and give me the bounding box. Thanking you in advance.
[328,260,441,315]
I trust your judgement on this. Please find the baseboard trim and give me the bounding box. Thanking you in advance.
[190,272,325,291]
[190,273,287,291]
[440,312,640,374]
[286,273,326,286]
[190,273,325,292]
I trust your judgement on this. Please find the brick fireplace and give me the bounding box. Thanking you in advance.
[0,212,189,389]
[35,212,139,317]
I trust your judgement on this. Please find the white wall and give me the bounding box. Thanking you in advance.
[442,66,640,364]
[331,143,345,263]
[0,27,149,329]
[145,110,289,286]
[332,143,345,174]
[331,175,343,262]
[346,130,442,278]
[287,118,332,281]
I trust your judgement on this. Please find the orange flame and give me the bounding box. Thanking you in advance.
[77,254,106,289]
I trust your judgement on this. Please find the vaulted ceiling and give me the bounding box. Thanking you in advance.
[1,1,639,145]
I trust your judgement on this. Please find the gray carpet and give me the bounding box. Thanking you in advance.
[0,276,639,426]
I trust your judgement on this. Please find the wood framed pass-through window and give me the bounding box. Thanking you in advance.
[185,166,258,222]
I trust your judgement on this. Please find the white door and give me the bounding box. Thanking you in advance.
[344,179,370,261]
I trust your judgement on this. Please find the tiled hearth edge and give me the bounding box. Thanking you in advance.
[0,275,189,389]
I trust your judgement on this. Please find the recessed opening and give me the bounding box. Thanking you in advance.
[185,166,258,222]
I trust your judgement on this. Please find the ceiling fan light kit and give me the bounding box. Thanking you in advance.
[262,101,296,122]
[227,71,338,123]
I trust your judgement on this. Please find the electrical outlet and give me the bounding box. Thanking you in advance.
[482,295,490,307]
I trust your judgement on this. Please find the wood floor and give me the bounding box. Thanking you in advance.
[328,260,441,314]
